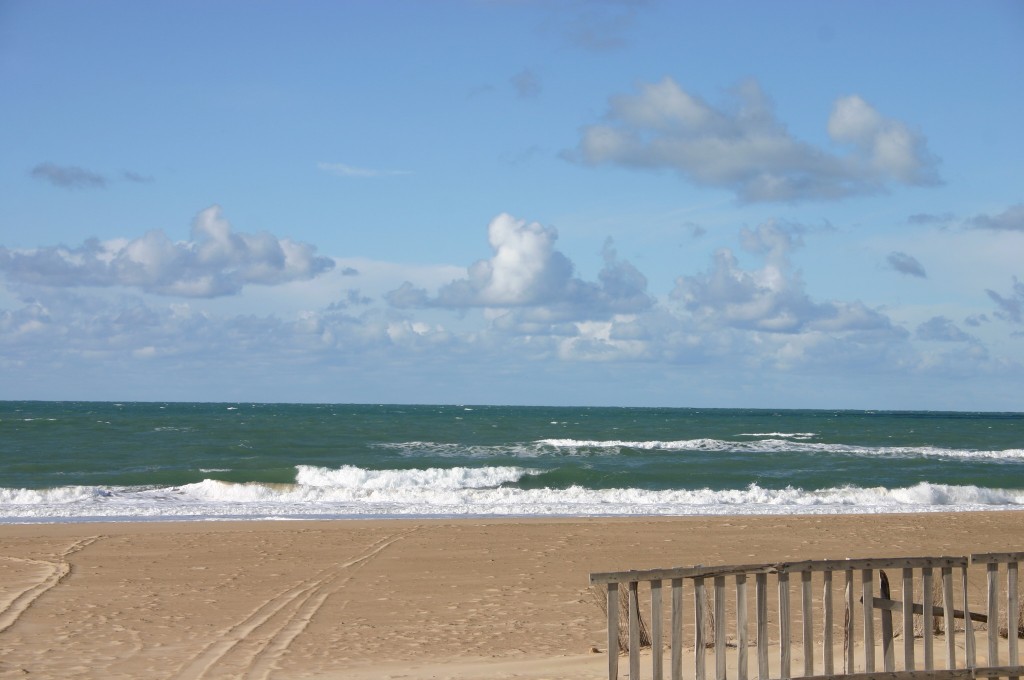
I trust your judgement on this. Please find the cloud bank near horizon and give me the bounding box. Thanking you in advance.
[0,206,334,298]
[3,207,1020,405]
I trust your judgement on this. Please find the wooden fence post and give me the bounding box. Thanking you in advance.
[862,569,875,672]
[695,576,706,680]
[903,567,915,671]
[737,573,748,680]
[607,582,618,680]
[801,570,813,677]
[922,566,934,670]
[652,579,663,680]
[823,569,834,676]
[880,570,895,672]
[756,572,768,680]
[672,578,683,680]
[942,566,955,669]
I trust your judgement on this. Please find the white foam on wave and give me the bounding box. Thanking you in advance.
[736,432,816,439]
[536,438,1024,461]
[3,470,1024,522]
[294,464,530,490]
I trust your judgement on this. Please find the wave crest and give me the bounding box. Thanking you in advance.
[2,475,1023,521]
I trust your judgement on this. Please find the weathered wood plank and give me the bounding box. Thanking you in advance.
[824,570,834,676]
[607,582,619,680]
[970,552,1024,564]
[803,569,814,677]
[757,572,769,680]
[629,580,640,680]
[881,571,895,672]
[798,665,1024,680]
[591,564,767,584]
[1009,562,1020,669]
[672,578,683,680]
[846,569,855,674]
[780,571,792,679]
[715,575,726,680]
[737,573,748,680]
[988,562,999,668]
[962,566,975,669]
[941,566,955,670]
[922,567,934,671]
[590,556,969,585]
[864,569,876,673]
[871,596,987,623]
[695,576,706,680]
[778,557,970,573]
[903,568,915,671]
[653,579,663,680]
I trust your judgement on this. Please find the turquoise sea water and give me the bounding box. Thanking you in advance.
[1,401,1023,522]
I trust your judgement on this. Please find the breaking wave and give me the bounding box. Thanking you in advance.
[535,438,1024,461]
[2,465,1024,522]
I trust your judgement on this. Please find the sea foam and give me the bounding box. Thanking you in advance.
[2,467,1024,522]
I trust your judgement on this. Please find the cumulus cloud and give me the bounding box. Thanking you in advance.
[887,251,927,278]
[385,213,652,323]
[916,316,971,342]
[510,68,542,98]
[826,95,939,185]
[317,162,410,178]
[987,277,1024,324]
[566,77,941,202]
[30,162,107,189]
[969,203,1024,231]
[0,206,334,297]
[671,221,898,335]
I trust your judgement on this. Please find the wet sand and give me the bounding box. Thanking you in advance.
[1,512,1023,679]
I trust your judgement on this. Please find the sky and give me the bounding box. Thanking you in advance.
[1,0,1023,410]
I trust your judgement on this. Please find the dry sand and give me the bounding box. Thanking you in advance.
[1,512,1023,679]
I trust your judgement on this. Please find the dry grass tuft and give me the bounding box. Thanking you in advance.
[589,585,651,653]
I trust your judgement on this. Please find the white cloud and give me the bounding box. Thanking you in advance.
[827,95,938,185]
[3,211,1021,407]
[0,206,334,297]
[317,162,411,178]
[671,221,898,335]
[441,213,573,306]
[386,213,652,324]
[567,77,941,202]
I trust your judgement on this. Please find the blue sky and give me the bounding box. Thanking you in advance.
[2,0,1023,409]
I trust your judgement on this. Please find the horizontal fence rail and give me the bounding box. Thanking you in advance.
[590,552,1024,680]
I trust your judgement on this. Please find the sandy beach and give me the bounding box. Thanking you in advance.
[2,512,1023,679]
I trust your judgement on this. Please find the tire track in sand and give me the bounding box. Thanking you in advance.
[172,527,418,680]
[0,536,104,635]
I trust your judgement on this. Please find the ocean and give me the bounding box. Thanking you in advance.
[2,401,1023,523]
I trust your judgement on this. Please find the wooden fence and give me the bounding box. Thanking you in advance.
[590,552,1024,680]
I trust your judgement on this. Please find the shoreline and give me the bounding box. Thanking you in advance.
[6,502,1024,525]
[3,512,1024,678]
